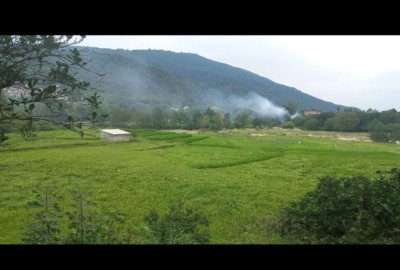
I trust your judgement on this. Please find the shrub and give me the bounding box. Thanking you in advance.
[281,121,295,129]
[64,190,126,244]
[0,130,9,146]
[22,187,211,244]
[274,169,400,244]
[143,201,210,244]
[22,186,63,244]
[22,187,126,244]
[368,120,400,143]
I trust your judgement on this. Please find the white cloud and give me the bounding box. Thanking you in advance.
[269,36,400,76]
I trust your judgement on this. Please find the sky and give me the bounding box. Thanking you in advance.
[80,36,400,111]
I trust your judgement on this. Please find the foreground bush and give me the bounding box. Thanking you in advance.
[275,169,400,244]
[22,187,127,244]
[143,201,210,244]
[22,187,211,244]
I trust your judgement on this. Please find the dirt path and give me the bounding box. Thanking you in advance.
[166,129,199,134]
[247,128,372,142]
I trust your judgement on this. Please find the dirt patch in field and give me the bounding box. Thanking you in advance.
[305,133,371,142]
[335,137,372,142]
[250,133,270,137]
[248,129,372,142]
[166,129,199,134]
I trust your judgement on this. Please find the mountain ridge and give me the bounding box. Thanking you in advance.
[76,46,359,114]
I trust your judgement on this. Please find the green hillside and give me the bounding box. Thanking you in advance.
[76,47,359,113]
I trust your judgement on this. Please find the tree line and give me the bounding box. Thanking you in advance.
[99,105,283,131]
[292,108,400,143]
[100,105,400,143]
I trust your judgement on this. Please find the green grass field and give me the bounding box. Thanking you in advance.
[1,128,400,244]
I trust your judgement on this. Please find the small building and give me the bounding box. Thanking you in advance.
[304,110,321,116]
[100,129,131,142]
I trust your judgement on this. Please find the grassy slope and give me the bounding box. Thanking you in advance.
[1,129,399,244]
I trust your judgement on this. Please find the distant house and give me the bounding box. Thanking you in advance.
[304,110,321,116]
[100,129,131,142]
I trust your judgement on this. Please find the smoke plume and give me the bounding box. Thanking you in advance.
[225,92,289,120]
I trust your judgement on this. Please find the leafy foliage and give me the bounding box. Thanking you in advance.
[0,35,105,139]
[275,169,400,244]
[233,113,250,129]
[368,119,400,143]
[143,201,210,244]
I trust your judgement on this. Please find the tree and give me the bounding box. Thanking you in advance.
[368,119,388,142]
[170,108,190,129]
[151,107,167,129]
[109,105,133,126]
[333,112,360,132]
[0,35,106,138]
[222,112,232,129]
[323,117,336,131]
[189,111,202,130]
[292,115,305,128]
[380,109,399,124]
[386,123,400,143]
[131,108,152,128]
[201,107,222,131]
[315,112,335,130]
[304,118,319,130]
[252,117,263,129]
[233,113,250,129]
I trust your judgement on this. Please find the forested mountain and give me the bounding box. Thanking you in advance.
[77,47,359,114]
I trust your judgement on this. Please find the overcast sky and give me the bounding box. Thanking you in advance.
[80,36,400,111]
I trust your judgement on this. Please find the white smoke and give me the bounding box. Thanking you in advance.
[290,112,301,119]
[226,92,289,120]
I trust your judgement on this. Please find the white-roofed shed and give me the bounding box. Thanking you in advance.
[100,129,131,142]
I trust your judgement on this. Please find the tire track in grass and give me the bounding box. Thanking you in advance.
[132,145,177,151]
[191,151,285,169]
[0,141,107,153]
[177,136,209,144]
[188,137,236,149]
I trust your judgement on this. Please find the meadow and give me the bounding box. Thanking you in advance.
[1,128,400,244]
